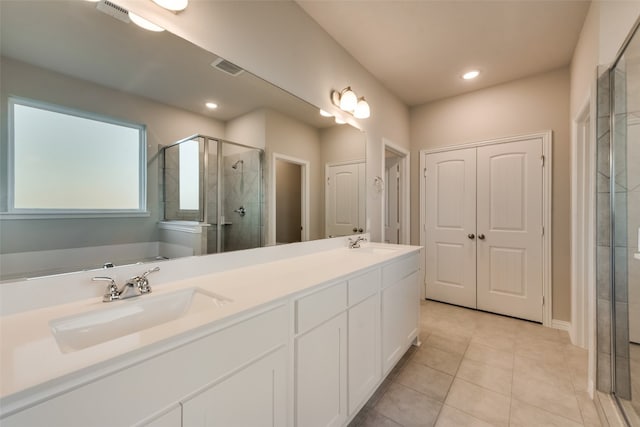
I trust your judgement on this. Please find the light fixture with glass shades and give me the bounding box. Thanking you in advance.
[331,86,371,119]
[151,0,188,12]
[462,70,480,80]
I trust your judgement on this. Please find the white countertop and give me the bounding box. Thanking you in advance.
[0,243,420,412]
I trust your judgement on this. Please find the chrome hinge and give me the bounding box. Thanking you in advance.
[541,225,544,236]
[423,168,427,177]
[542,296,545,306]
[541,155,545,167]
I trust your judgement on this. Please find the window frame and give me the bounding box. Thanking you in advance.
[6,96,148,218]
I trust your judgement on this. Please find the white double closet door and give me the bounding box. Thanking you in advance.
[425,138,543,322]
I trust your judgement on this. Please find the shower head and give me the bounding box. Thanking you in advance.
[231,160,244,170]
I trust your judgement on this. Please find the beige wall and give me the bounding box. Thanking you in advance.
[319,125,367,166]
[264,109,323,242]
[225,109,266,149]
[275,160,302,244]
[0,57,225,254]
[115,0,411,242]
[410,67,571,321]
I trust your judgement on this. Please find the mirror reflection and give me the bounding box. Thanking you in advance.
[0,0,366,281]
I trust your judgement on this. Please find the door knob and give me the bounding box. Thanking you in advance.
[358,228,363,233]
[353,228,358,232]
[478,234,486,240]
[467,233,475,239]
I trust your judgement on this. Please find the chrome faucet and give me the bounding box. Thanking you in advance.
[92,267,160,302]
[348,236,367,249]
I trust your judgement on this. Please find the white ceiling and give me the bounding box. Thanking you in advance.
[297,0,591,106]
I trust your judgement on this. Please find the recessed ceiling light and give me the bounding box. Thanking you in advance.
[128,12,165,32]
[462,70,480,80]
[205,102,218,109]
[319,109,332,117]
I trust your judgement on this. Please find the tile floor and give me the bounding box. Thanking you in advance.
[349,300,602,427]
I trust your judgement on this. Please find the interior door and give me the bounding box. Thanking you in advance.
[385,158,401,243]
[326,162,364,237]
[424,148,477,309]
[476,138,543,322]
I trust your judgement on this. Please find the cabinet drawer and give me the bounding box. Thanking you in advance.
[348,269,380,306]
[382,253,419,289]
[296,281,347,334]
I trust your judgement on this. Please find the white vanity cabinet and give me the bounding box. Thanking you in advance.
[0,247,422,427]
[347,269,381,416]
[1,305,289,427]
[381,256,420,375]
[294,282,348,427]
[181,346,288,427]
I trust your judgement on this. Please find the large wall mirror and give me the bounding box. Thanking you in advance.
[0,0,366,281]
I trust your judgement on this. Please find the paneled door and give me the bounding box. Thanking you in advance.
[476,139,543,322]
[325,162,365,237]
[424,148,477,309]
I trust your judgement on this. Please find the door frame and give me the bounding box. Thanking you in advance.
[419,131,553,327]
[270,153,310,245]
[381,139,410,244]
[571,92,597,395]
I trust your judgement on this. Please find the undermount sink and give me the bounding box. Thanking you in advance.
[50,288,232,353]
[350,245,399,255]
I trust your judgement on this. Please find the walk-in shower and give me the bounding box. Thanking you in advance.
[161,135,263,255]
[595,18,640,424]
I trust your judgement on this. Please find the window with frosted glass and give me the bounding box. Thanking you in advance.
[178,139,199,210]
[10,98,145,212]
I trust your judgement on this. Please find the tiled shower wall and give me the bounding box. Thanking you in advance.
[222,150,262,252]
[596,68,614,393]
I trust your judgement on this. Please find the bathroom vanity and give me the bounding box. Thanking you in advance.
[0,239,421,427]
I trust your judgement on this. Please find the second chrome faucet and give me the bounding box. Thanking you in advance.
[92,266,160,302]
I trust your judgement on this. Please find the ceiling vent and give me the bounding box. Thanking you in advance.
[96,0,131,24]
[211,58,245,77]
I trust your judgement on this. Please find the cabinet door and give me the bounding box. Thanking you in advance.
[296,312,347,427]
[381,271,419,375]
[182,347,287,427]
[348,294,380,415]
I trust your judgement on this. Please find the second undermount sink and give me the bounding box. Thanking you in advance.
[350,245,399,255]
[50,288,232,353]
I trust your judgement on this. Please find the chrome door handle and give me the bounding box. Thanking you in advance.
[468,233,475,239]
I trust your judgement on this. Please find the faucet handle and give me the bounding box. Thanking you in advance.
[92,276,120,302]
[135,266,160,294]
[141,266,160,278]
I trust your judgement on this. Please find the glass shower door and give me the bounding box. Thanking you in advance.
[610,22,640,422]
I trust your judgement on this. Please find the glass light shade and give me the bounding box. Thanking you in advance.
[152,0,189,11]
[129,12,165,32]
[354,98,370,119]
[339,87,358,111]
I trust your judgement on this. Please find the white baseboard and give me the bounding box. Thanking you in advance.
[551,319,573,340]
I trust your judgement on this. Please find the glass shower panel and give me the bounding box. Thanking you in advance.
[163,137,204,222]
[220,142,263,252]
[611,24,640,421]
[206,138,218,254]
